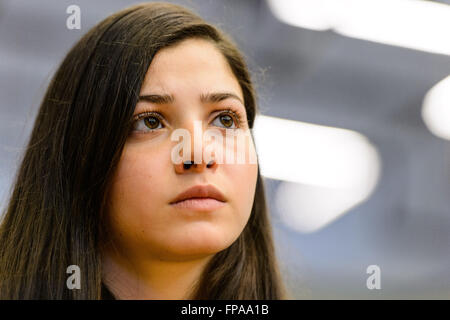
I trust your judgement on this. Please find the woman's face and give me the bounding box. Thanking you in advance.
[105,38,258,262]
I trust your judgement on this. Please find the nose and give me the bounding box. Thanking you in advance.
[175,159,217,173]
[173,119,219,174]
[174,152,218,173]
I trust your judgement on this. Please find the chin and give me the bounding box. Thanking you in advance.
[165,228,238,259]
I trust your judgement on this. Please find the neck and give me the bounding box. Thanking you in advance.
[101,245,213,300]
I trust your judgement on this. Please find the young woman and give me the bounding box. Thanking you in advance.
[0,2,287,299]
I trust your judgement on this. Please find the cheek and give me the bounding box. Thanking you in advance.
[106,145,170,241]
[227,162,258,221]
[229,135,259,219]
[113,150,165,203]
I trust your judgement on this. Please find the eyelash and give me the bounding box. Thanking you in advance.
[131,107,246,134]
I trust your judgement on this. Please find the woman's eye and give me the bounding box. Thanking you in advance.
[132,109,243,134]
[133,114,164,132]
[212,112,238,129]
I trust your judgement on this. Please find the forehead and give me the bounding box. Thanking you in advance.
[140,38,243,98]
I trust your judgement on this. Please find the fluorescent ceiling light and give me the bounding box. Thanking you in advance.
[275,181,374,233]
[253,115,380,189]
[253,115,381,233]
[422,75,450,140]
[267,0,450,56]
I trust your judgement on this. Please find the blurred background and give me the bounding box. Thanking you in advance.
[1,0,450,299]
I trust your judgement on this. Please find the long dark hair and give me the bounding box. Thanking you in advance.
[0,2,286,299]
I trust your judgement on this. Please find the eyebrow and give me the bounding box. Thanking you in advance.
[138,92,244,105]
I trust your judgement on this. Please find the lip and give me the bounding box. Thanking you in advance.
[170,198,226,211]
[170,184,226,205]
